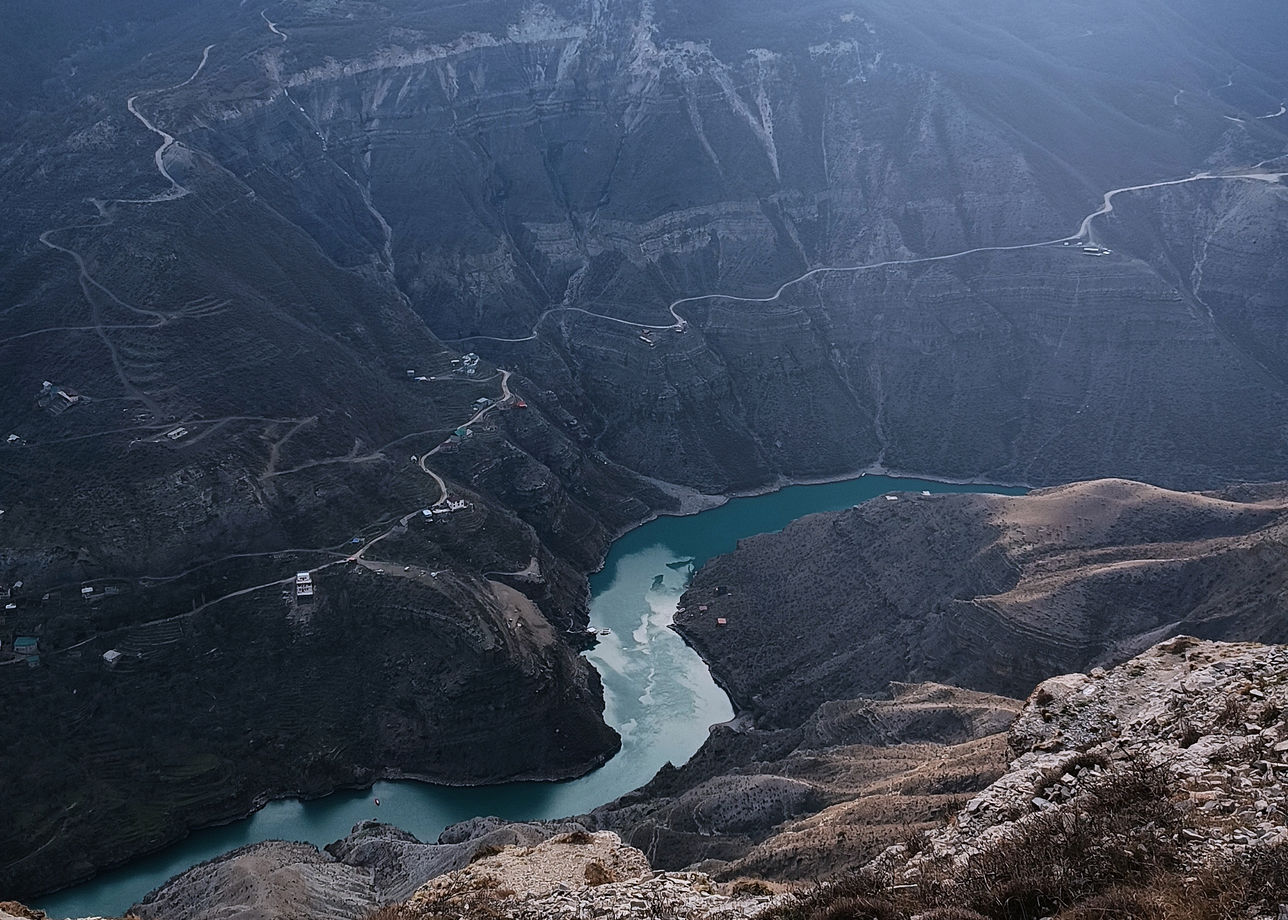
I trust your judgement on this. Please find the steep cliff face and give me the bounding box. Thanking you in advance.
[188,0,1288,491]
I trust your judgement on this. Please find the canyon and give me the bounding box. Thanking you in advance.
[1,0,1287,908]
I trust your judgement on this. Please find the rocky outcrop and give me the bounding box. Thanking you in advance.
[394,831,775,920]
[131,826,777,920]
[133,818,584,920]
[917,637,1288,868]
[834,638,1288,919]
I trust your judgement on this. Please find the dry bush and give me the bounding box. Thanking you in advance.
[924,760,1182,918]
[1029,751,1110,798]
[804,896,899,920]
[1174,718,1201,748]
[1190,840,1288,915]
[730,877,777,896]
[468,842,505,863]
[760,870,891,920]
[584,860,614,885]
[1213,694,1248,730]
[1055,878,1200,920]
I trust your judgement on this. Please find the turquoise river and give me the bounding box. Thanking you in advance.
[39,474,1023,918]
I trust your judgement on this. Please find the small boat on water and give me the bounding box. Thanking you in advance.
[599,628,612,636]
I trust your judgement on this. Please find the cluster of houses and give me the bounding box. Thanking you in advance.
[454,353,481,376]
[420,499,472,521]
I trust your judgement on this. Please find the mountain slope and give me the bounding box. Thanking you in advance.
[677,478,1288,726]
[3,0,1288,899]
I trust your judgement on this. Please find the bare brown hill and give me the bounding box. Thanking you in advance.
[676,478,1288,728]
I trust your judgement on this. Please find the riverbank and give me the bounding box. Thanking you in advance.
[626,464,1034,540]
[35,473,1019,918]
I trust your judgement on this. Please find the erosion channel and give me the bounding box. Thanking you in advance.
[38,475,1023,919]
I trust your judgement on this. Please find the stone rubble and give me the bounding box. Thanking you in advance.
[872,637,1288,889]
[405,831,777,919]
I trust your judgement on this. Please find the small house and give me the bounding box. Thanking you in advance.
[14,637,38,656]
[37,381,81,415]
[716,618,728,626]
[103,649,123,667]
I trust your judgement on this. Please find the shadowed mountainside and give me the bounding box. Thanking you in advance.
[3,0,1288,900]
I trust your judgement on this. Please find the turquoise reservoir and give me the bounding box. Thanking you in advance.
[38,475,1023,918]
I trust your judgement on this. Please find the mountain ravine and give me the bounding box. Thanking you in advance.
[2,0,1288,902]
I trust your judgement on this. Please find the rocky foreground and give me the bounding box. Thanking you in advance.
[12,636,1282,920]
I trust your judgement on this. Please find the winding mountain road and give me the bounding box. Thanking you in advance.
[417,368,513,503]
[454,168,1288,346]
[261,9,287,42]
[1076,170,1287,242]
